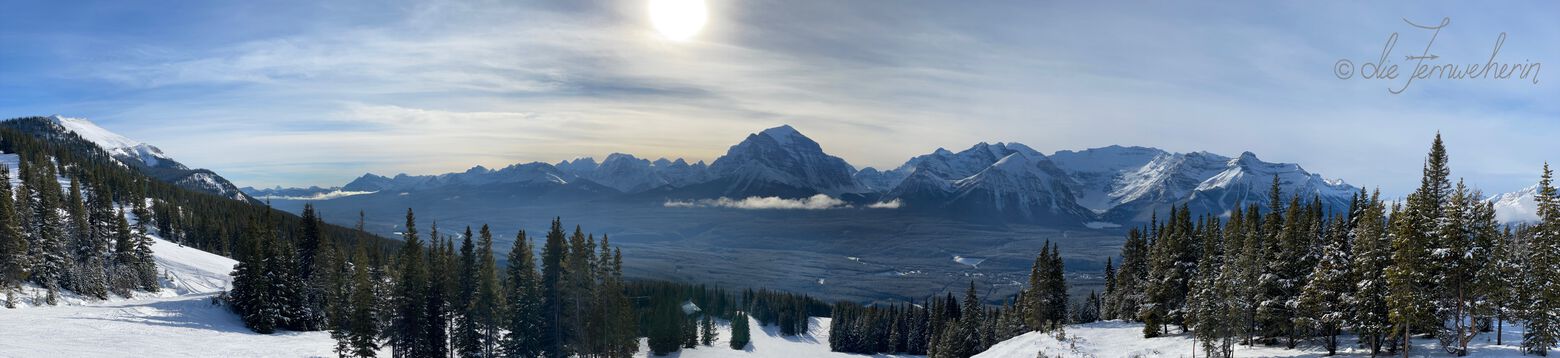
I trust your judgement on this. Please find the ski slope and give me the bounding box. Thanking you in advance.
[0,237,345,357]
[975,320,1536,357]
[634,316,919,358]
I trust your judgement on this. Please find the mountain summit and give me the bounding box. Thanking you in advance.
[7,116,257,203]
[702,125,865,197]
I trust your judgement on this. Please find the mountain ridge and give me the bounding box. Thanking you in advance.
[246,124,1541,225]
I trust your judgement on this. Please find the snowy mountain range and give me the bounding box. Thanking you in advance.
[1489,184,1542,224]
[17,116,258,203]
[264,124,1448,226]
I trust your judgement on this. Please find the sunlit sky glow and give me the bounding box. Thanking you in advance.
[1,1,1556,195]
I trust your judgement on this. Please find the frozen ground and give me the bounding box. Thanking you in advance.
[0,237,348,357]
[975,320,1538,357]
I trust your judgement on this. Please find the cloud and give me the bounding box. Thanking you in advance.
[3,1,1556,194]
[664,194,902,210]
[866,199,903,209]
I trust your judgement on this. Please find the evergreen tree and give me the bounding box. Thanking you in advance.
[1101,257,1117,320]
[501,229,543,358]
[730,313,751,350]
[1295,218,1351,356]
[454,226,481,358]
[346,249,380,358]
[1523,163,1560,356]
[0,165,28,308]
[1349,190,1393,355]
[390,209,430,357]
[1112,228,1150,324]
[472,225,503,357]
[700,313,717,346]
[423,229,452,358]
[1387,134,1452,357]
[540,218,568,358]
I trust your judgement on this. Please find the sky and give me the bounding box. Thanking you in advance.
[1,0,1556,195]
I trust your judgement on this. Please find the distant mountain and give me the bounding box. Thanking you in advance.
[20,116,259,203]
[701,125,865,197]
[554,153,712,193]
[267,124,1366,227]
[1490,184,1540,224]
[1045,146,1357,222]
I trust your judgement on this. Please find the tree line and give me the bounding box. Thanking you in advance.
[1096,134,1560,357]
[828,240,1078,358]
[227,208,834,358]
[0,116,397,308]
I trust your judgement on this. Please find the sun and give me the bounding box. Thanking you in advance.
[648,0,707,41]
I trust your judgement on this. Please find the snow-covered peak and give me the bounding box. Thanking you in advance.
[47,115,183,170]
[759,124,802,146]
[1489,184,1542,224]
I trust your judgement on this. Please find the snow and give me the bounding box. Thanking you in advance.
[0,234,351,357]
[47,115,176,168]
[954,255,986,268]
[759,124,802,146]
[975,320,1537,358]
[1490,184,1541,224]
[633,316,917,358]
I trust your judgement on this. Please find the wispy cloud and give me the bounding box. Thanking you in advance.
[1,1,1555,194]
[664,195,901,210]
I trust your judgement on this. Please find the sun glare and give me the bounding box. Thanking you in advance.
[649,0,707,41]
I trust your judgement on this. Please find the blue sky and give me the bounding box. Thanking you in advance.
[2,0,1556,195]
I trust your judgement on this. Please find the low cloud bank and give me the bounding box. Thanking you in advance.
[665,195,903,210]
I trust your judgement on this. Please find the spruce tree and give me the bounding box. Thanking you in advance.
[1387,135,1452,357]
[0,165,28,308]
[454,226,481,358]
[540,218,568,358]
[1295,218,1351,355]
[390,209,430,357]
[730,312,751,350]
[1523,163,1560,356]
[1349,190,1392,355]
[346,249,380,358]
[1101,257,1117,320]
[501,229,543,358]
[472,225,502,357]
[700,313,717,346]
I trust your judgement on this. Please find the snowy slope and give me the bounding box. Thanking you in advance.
[48,115,185,170]
[975,320,1533,357]
[1490,184,1541,224]
[0,236,348,357]
[633,316,917,358]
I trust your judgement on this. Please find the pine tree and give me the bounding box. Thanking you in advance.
[0,165,28,308]
[1523,163,1560,356]
[730,312,751,350]
[346,249,380,358]
[1112,228,1150,325]
[1295,218,1352,355]
[454,226,481,358]
[423,229,452,358]
[1386,135,1452,357]
[471,225,503,357]
[501,229,543,358]
[1101,257,1117,320]
[390,209,430,357]
[29,159,69,305]
[540,218,568,358]
[700,313,717,346]
[1349,190,1393,355]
